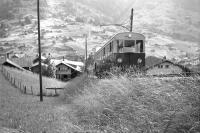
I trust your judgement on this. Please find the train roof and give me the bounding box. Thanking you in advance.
[94,32,145,55]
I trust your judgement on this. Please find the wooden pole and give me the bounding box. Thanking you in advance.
[85,34,88,73]
[130,8,134,32]
[37,0,43,101]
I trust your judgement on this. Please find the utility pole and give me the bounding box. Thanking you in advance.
[37,0,43,102]
[84,34,88,73]
[130,8,134,32]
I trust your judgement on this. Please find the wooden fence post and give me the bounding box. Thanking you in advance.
[19,82,22,90]
[55,89,57,95]
[31,86,33,95]
[14,78,15,86]
[24,86,26,94]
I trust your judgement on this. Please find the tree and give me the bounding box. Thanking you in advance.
[46,63,56,78]
[43,58,56,78]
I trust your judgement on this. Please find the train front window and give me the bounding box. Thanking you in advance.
[125,40,135,47]
[136,40,144,53]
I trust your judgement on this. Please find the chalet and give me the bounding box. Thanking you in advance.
[146,59,191,76]
[51,58,83,81]
[55,62,82,81]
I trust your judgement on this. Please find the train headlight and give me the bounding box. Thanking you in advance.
[117,58,123,63]
[137,58,142,64]
[128,34,132,38]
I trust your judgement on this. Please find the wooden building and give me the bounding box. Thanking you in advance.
[146,60,191,76]
[55,62,82,81]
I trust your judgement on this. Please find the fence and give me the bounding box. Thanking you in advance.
[1,66,63,96]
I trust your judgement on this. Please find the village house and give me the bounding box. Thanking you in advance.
[51,58,84,81]
[146,59,191,76]
[55,62,82,81]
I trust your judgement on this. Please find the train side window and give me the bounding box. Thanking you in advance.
[103,47,105,56]
[117,40,123,52]
[125,40,135,47]
[119,40,123,48]
[136,40,144,53]
[109,42,113,52]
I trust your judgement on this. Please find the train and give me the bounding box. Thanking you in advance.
[93,32,146,76]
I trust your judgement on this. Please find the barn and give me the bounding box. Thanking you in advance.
[146,60,191,76]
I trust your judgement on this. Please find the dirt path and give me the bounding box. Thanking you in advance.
[0,67,77,133]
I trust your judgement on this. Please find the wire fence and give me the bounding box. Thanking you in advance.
[1,66,65,96]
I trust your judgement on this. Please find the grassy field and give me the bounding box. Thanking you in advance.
[2,66,66,96]
[1,66,200,133]
[63,74,200,133]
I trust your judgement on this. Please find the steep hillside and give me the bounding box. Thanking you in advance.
[0,0,199,65]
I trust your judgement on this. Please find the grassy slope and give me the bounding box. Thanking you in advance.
[66,74,200,132]
[0,67,81,133]
[1,65,199,132]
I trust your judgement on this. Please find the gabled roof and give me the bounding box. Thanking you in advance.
[51,59,84,67]
[145,56,162,68]
[31,62,48,68]
[33,56,47,63]
[146,59,191,72]
[2,59,25,71]
[10,56,34,68]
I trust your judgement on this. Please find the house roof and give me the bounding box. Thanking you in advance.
[51,59,84,67]
[146,59,191,72]
[145,56,162,68]
[2,59,25,71]
[31,62,48,68]
[33,56,47,63]
[10,56,34,68]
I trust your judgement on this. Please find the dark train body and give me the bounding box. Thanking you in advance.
[93,32,145,75]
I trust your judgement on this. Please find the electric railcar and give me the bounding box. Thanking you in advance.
[93,32,145,75]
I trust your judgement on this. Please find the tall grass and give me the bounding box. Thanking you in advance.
[70,74,200,132]
[2,66,66,96]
